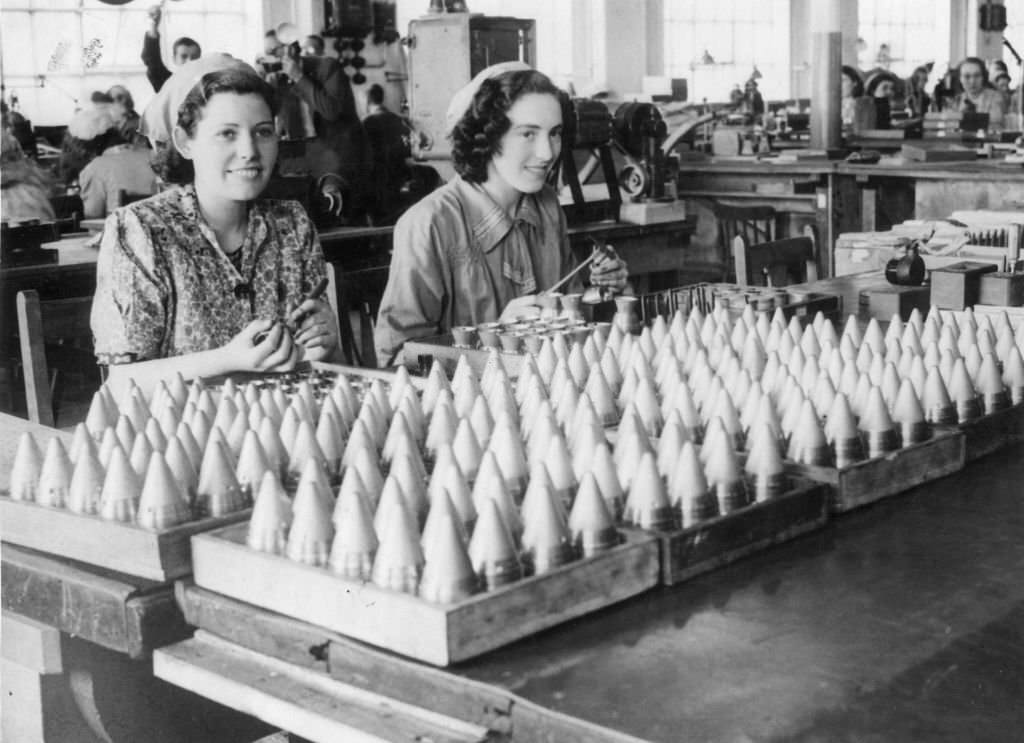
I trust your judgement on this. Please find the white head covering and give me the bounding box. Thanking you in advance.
[140,53,254,148]
[67,105,118,141]
[444,61,532,136]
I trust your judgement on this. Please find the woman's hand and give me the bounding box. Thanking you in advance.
[289,299,341,363]
[226,318,299,372]
[499,294,540,323]
[589,245,629,291]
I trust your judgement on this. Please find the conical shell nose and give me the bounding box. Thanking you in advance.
[826,392,864,467]
[893,379,930,445]
[371,499,423,594]
[137,452,191,530]
[36,437,73,508]
[68,446,105,515]
[745,424,788,502]
[196,436,246,517]
[286,465,334,568]
[860,386,900,457]
[623,452,675,530]
[328,478,378,581]
[521,481,576,575]
[568,472,620,556]
[468,497,524,590]
[787,399,833,466]
[923,366,957,424]
[949,358,982,423]
[670,441,717,527]
[248,471,293,555]
[99,447,140,523]
[976,353,1010,414]
[419,513,478,604]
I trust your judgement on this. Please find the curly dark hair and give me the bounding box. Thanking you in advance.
[450,69,562,183]
[841,66,865,98]
[152,67,278,185]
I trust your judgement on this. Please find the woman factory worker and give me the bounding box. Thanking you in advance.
[373,62,628,366]
[956,56,1006,127]
[91,55,341,400]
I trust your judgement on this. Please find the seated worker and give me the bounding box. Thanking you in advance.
[107,85,142,142]
[141,4,201,93]
[739,78,765,118]
[904,64,932,117]
[78,106,156,218]
[93,57,340,401]
[956,56,1006,128]
[841,65,876,133]
[994,72,1013,111]
[866,71,900,128]
[303,34,326,57]
[1,128,56,224]
[373,63,628,366]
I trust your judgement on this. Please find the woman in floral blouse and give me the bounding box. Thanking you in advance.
[91,59,341,399]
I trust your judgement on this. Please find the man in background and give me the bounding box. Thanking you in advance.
[141,4,201,93]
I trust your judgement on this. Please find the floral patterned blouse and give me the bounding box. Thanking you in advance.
[91,184,326,365]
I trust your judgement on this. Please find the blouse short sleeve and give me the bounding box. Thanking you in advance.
[91,208,168,365]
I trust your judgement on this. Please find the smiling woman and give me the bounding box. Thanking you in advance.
[373,64,629,366]
[91,58,342,401]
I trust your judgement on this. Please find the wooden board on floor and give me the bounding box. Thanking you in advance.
[176,581,658,743]
[936,404,1024,462]
[0,496,250,582]
[645,477,829,586]
[785,430,966,513]
[2,543,189,659]
[154,633,489,743]
[192,523,659,667]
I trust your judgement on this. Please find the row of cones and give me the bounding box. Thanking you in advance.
[246,449,623,603]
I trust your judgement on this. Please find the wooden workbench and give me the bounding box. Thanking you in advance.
[0,414,270,743]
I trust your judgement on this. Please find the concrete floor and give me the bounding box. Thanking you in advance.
[461,445,1024,743]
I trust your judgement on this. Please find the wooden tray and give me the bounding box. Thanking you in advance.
[641,477,829,586]
[191,523,660,667]
[0,496,250,582]
[936,404,1024,462]
[784,430,966,513]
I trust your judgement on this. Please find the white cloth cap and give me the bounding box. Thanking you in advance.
[444,61,532,136]
[140,53,255,147]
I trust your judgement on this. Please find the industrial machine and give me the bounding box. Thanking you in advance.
[405,12,535,161]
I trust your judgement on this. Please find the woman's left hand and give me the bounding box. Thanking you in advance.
[289,299,342,362]
[589,245,629,291]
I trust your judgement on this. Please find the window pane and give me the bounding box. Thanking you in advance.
[1,11,35,77]
[34,11,83,75]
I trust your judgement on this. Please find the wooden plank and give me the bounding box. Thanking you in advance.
[785,430,966,513]
[2,543,187,658]
[192,524,659,667]
[1,658,66,743]
[648,478,829,586]
[2,610,62,672]
[177,582,654,743]
[0,496,250,582]
[153,633,490,743]
[935,404,1024,462]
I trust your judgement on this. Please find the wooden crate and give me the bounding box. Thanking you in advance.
[191,523,660,667]
[936,404,1024,462]
[643,477,829,586]
[784,430,966,513]
[0,497,249,582]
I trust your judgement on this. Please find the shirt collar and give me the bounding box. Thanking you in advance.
[453,176,542,254]
[178,185,268,267]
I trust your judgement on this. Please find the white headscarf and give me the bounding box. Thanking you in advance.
[139,53,254,148]
[444,61,532,136]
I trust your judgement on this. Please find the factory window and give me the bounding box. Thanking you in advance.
[0,0,260,126]
[858,0,952,80]
[663,0,792,104]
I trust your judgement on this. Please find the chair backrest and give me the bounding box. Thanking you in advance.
[16,290,95,426]
[116,190,150,207]
[733,228,819,288]
[713,202,777,251]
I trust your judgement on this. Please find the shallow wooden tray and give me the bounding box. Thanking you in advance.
[639,477,829,586]
[784,430,966,513]
[191,523,660,667]
[935,404,1024,463]
[0,496,250,583]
